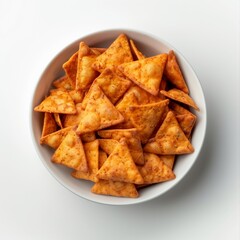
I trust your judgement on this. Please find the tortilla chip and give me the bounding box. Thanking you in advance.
[130,39,145,60]
[62,51,78,87]
[53,113,63,128]
[164,50,189,93]
[176,114,196,138]
[129,99,169,143]
[118,54,168,96]
[34,90,76,114]
[91,180,138,198]
[62,103,82,128]
[76,85,124,134]
[81,132,96,143]
[76,55,99,90]
[97,139,144,184]
[41,112,57,138]
[91,47,107,55]
[98,128,144,165]
[99,139,119,155]
[52,130,88,171]
[144,111,194,154]
[160,89,199,111]
[68,89,84,104]
[169,101,195,116]
[99,150,108,168]
[94,68,132,104]
[159,155,175,169]
[92,34,133,73]
[138,153,175,184]
[52,75,74,90]
[40,126,72,148]
[72,140,99,182]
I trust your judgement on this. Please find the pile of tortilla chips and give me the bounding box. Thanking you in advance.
[34,34,199,198]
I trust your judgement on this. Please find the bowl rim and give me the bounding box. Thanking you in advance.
[29,28,207,206]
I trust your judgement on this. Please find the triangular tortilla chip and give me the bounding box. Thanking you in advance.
[176,114,196,138]
[164,50,189,93]
[97,139,144,184]
[98,128,144,165]
[81,132,96,143]
[40,126,72,148]
[62,51,78,87]
[118,54,168,96]
[130,39,145,60]
[62,103,82,128]
[41,112,57,138]
[53,113,63,128]
[52,75,74,90]
[68,89,84,104]
[99,139,119,155]
[91,180,138,198]
[72,140,99,182]
[160,88,199,111]
[34,90,76,114]
[169,101,195,116]
[76,85,124,134]
[92,34,133,73]
[138,153,175,184]
[144,111,194,154]
[52,130,88,171]
[129,99,169,143]
[99,150,108,168]
[159,155,175,169]
[91,47,107,55]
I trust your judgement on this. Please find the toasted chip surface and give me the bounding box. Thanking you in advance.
[164,50,189,93]
[130,39,145,60]
[52,75,74,90]
[144,111,194,154]
[99,150,108,168]
[41,112,57,138]
[91,180,138,198]
[40,126,72,148]
[98,139,119,155]
[118,54,168,96]
[62,103,82,128]
[97,139,144,184]
[160,89,199,111]
[159,155,175,169]
[138,153,175,184]
[98,128,144,165]
[129,100,169,143]
[176,114,196,138]
[76,85,124,134]
[52,130,88,171]
[72,140,99,182]
[34,90,76,114]
[92,34,133,73]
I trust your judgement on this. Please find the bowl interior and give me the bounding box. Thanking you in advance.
[31,29,206,205]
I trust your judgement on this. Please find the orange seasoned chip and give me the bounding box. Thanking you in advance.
[129,39,145,60]
[118,54,168,96]
[81,132,96,143]
[40,126,72,148]
[129,99,169,143]
[98,128,144,165]
[99,150,108,168]
[92,34,133,73]
[169,101,195,116]
[34,89,76,114]
[72,140,99,182]
[97,139,144,184]
[68,89,84,104]
[164,50,189,93]
[52,130,88,171]
[76,85,124,134]
[98,139,119,155]
[176,114,196,138]
[91,180,138,198]
[138,153,175,184]
[144,111,194,154]
[41,112,57,138]
[62,51,78,87]
[91,47,107,55]
[159,155,175,169]
[160,88,199,111]
[53,113,63,128]
[62,103,82,128]
[52,75,74,90]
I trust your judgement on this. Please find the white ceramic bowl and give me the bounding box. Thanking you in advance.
[30,29,207,205]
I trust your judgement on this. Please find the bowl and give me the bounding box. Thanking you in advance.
[30,29,207,205]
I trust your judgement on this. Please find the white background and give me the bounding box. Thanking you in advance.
[0,0,239,239]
